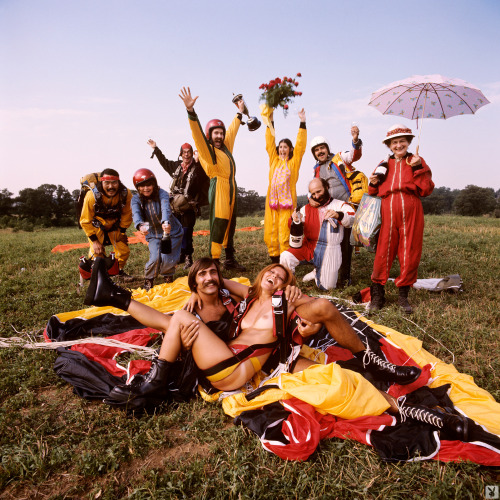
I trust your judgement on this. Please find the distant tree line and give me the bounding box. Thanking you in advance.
[0,184,498,231]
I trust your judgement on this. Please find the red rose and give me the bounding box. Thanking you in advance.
[283,76,288,81]
[294,91,299,96]
[284,104,289,109]
[298,92,302,96]
[294,81,299,86]
[297,72,302,77]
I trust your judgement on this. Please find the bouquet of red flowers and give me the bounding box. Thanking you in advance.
[259,73,302,116]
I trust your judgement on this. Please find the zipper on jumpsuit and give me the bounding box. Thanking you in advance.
[386,159,407,281]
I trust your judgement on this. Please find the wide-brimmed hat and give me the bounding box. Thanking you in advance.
[383,124,415,144]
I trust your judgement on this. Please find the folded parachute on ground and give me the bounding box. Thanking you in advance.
[44,279,500,464]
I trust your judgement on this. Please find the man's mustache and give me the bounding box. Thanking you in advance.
[203,280,218,287]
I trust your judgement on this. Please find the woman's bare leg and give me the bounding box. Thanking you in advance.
[127,300,172,332]
[158,310,234,368]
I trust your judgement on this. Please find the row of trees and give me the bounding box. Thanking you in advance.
[0,184,498,230]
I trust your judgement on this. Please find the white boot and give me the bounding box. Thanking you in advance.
[303,270,316,283]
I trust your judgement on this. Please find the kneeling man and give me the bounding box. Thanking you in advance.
[280,178,355,290]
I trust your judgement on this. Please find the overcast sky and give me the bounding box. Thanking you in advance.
[1,0,499,197]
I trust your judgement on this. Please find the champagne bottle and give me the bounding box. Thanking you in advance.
[161,226,172,254]
[289,208,304,248]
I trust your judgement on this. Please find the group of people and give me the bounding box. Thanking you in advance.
[79,86,434,313]
[77,87,465,439]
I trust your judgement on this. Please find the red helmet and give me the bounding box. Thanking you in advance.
[205,119,225,142]
[133,168,156,188]
[179,142,193,157]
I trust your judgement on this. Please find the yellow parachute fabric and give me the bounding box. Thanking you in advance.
[57,276,251,322]
[221,363,390,420]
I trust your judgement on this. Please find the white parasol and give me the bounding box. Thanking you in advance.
[368,74,490,153]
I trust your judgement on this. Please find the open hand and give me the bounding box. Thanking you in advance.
[284,284,302,303]
[298,108,306,122]
[147,139,156,149]
[180,320,200,350]
[179,87,199,112]
[184,292,202,313]
[308,197,320,208]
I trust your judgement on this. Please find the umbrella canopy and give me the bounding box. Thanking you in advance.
[368,74,490,121]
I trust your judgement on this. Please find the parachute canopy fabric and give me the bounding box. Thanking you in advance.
[45,279,500,464]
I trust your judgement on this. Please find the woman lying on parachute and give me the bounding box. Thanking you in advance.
[84,257,468,440]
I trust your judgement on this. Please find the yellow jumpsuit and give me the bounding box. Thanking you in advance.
[80,188,133,269]
[264,125,307,258]
[188,110,241,259]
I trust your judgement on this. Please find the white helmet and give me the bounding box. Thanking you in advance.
[310,136,331,160]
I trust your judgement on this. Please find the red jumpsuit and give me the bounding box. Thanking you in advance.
[368,154,434,287]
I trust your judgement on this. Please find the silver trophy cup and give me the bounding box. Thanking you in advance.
[232,93,261,131]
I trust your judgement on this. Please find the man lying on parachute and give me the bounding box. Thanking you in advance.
[84,257,468,440]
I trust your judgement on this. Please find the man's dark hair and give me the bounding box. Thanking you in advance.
[101,168,120,178]
[187,258,224,292]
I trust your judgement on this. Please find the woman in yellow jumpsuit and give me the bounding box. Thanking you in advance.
[263,106,307,263]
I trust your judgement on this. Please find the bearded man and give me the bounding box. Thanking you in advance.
[280,177,355,290]
[179,86,246,272]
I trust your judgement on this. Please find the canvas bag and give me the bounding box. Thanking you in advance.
[350,194,382,252]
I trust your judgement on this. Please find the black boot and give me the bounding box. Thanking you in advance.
[106,358,172,408]
[84,257,132,310]
[223,249,246,272]
[398,402,469,441]
[355,346,421,385]
[368,283,385,313]
[398,286,413,313]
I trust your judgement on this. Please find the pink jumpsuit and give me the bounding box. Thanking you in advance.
[368,154,434,287]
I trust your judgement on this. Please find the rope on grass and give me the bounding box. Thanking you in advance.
[401,315,455,365]
[0,336,159,356]
[316,294,369,311]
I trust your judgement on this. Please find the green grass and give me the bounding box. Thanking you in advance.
[0,215,499,498]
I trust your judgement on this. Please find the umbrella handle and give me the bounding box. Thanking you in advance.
[415,90,427,157]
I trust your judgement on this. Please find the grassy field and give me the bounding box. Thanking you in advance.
[0,215,499,499]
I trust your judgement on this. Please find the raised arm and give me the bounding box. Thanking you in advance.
[339,125,362,165]
[222,278,250,301]
[148,139,180,177]
[180,86,216,177]
[292,108,307,167]
[265,124,278,162]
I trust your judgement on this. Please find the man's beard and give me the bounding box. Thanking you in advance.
[312,192,330,206]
